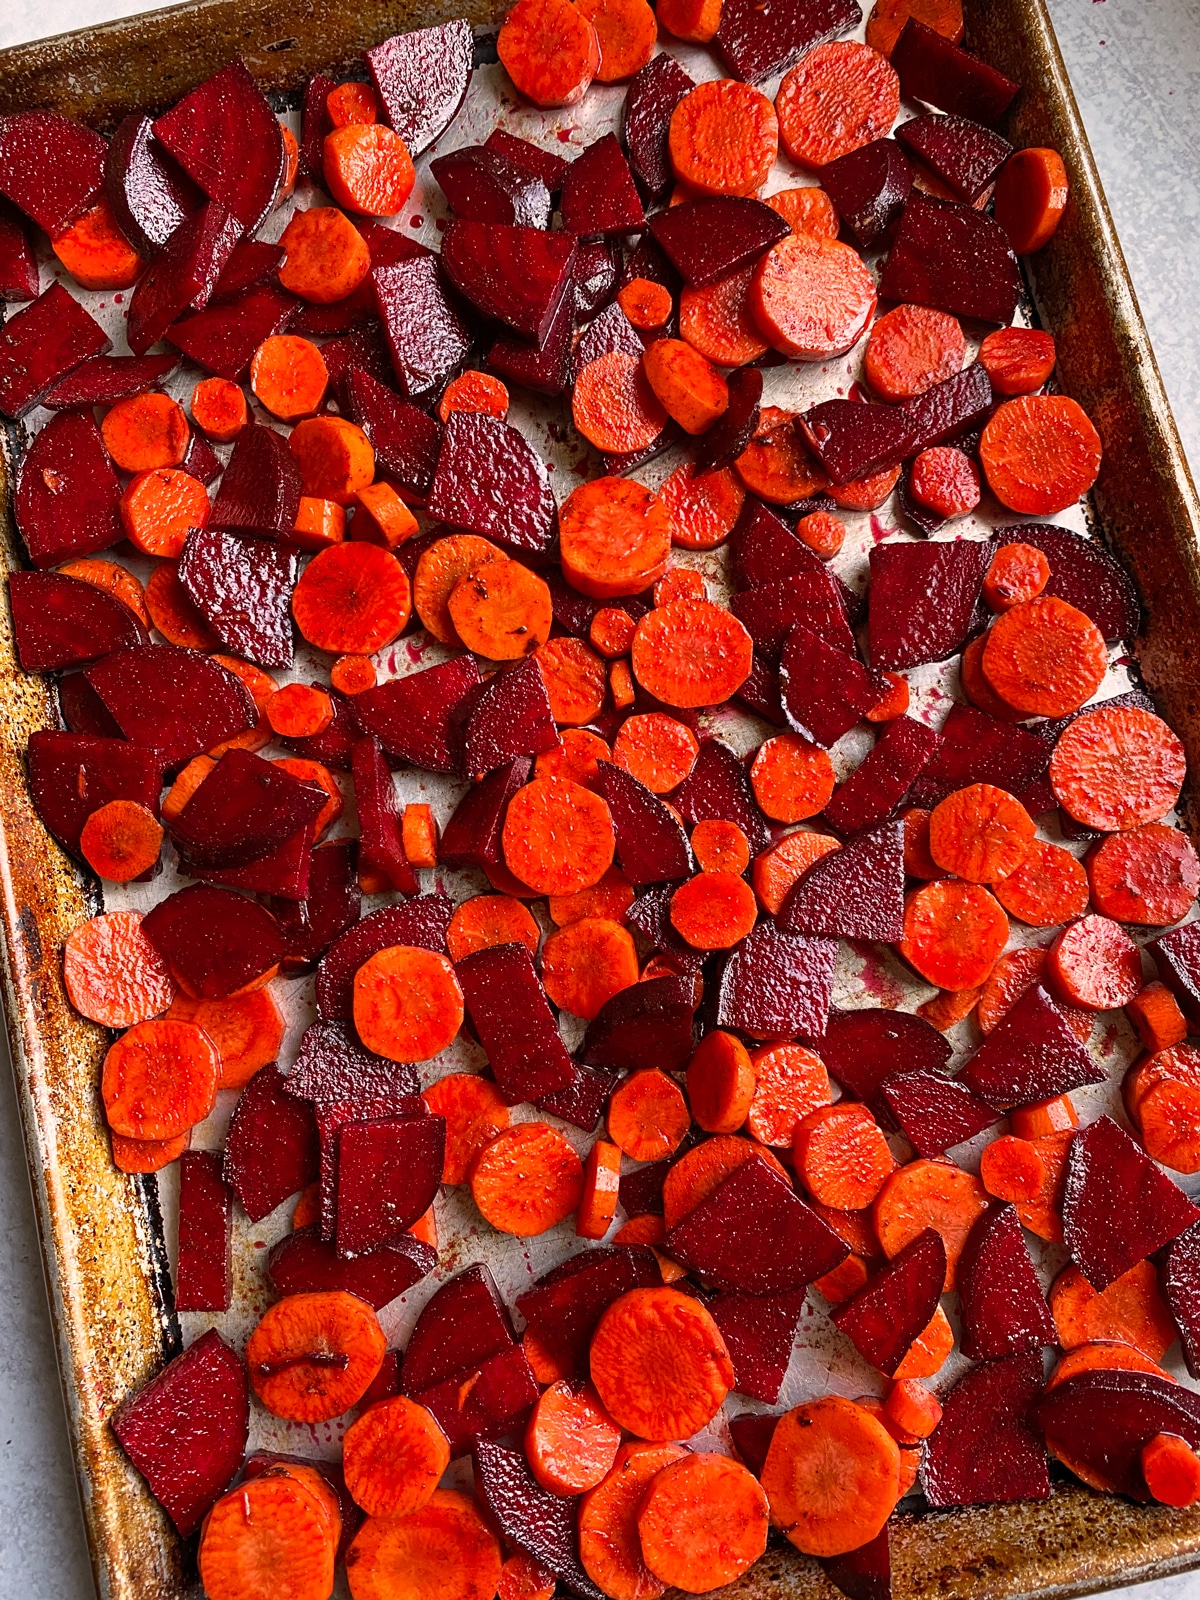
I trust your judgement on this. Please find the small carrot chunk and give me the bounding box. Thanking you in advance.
[279,206,371,304]
[1142,1433,1200,1508]
[79,799,162,881]
[983,541,1051,613]
[691,819,750,875]
[331,654,376,695]
[776,41,899,169]
[608,1068,691,1161]
[995,146,1069,254]
[292,541,410,654]
[548,864,633,927]
[612,711,698,793]
[590,1286,733,1439]
[167,988,284,1090]
[198,1473,336,1600]
[1126,983,1189,1054]
[560,476,670,600]
[865,0,964,56]
[497,0,600,108]
[796,509,847,560]
[631,597,753,709]
[864,303,965,402]
[828,463,901,511]
[980,394,1101,516]
[1011,1095,1078,1140]
[752,236,877,361]
[687,1030,756,1135]
[111,1129,190,1174]
[438,370,510,422]
[657,461,746,553]
[267,682,334,738]
[543,916,639,1021]
[250,333,328,422]
[414,534,506,643]
[401,802,437,869]
[750,732,835,823]
[637,1452,768,1592]
[290,415,376,504]
[641,338,729,435]
[64,910,175,1029]
[470,1121,584,1236]
[1050,704,1186,832]
[498,1551,556,1600]
[795,1103,896,1211]
[748,1042,831,1146]
[656,566,707,606]
[1048,912,1142,1010]
[885,1378,942,1441]
[753,830,841,914]
[670,870,757,950]
[979,1135,1047,1202]
[1047,1341,1174,1392]
[502,775,616,896]
[589,607,637,659]
[669,79,778,198]
[292,495,347,552]
[101,391,188,472]
[900,879,1008,990]
[909,445,980,519]
[119,466,210,559]
[766,186,840,238]
[813,1253,871,1304]
[535,635,606,724]
[1049,1260,1175,1361]
[610,658,635,709]
[1088,823,1200,926]
[102,1018,219,1139]
[657,0,721,41]
[326,80,379,127]
[51,196,142,289]
[527,1379,622,1494]
[979,327,1057,397]
[573,351,668,455]
[617,277,673,331]
[873,1158,989,1289]
[893,1304,955,1380]
[577,1139,622,1240]
[761,1395,900,1558]
[735,404,829,503]
[323,123,415,216]
[421,1072,510,1186]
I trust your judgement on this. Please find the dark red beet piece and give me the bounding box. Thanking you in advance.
[821,138,912,249]
[517,1247,661,1378]
[42,353,179,410]
[15,410,123,569]
[922,1350,1048,1507]
[560,134,645,236]
[353,657,479,772]
[696,367,763,475]
[474,1441,605,1600]
[624,53,696,202]
[868,538,991,671]
[286,1019,418,1104]
[0,281,110,418]
[880,1070,999,1158]
[127,202,242,356]
[666,1154,848,1293]
[153,59,284,234]
[323,326,394,409]
[820,1527,892,1600]
[896,115,1011,206]
[732,575,856,659]
[569,238,617,316]
[432,145,551,229]
[167,284,298,382]
[730,1412,778,1478]
[212,238,286,301]
[373,255,472,400]
[1036,1370,1200,1501]
[441,221,576,344]
[779,820,904,941]
[485,131,568,194]
[649,198,787,288]
[175,1150,232,1314]
[908,703,1046,809]
[316,1091,426,1238]
[182,430,222,487]
[958,984,1104,1109]
[892,19,1020,128]
[1159,1221,1200,1379]
[462,657,558,777]
[731,498,832,589]
[439,758,530,872]
[351,734,419,894]
[27,732,161,859]
[456,943,575,1104]
[272,839,361,971]
[674,737,772,854]
[223,1064,318,1222]
[279,687,364,772]
[736,650,787,727]
[822,715,941,835]
[618,1158,669,1220]
[581,974,700,1073]
[413,1347,538,1457]
[189,819,316,902]
[799,401,918,486]
[900,360,993,455]
[299,73,335,182]
[85,645,255,767]
[778,626,895,750]
[0,111,106,236]
[170,748,325,869]
[9,571,147,673]
[268,1225,433,1310]
[143,885,284,1000]
[710,1288,806,1403]
[571,300,644,386]
[831,1228,945,1374]
[105,112,202,255]
[58,673,123,738]
[626,888,706,976]
[537,1063,614,1132]
[1150,923,1200,1027]
[0,198,38,302]
[715,0,863,82]
[209,415,300,533]
[344,369,442,504]
[880,193,1020,326]
[717,924,837,1040]
[336,1114,445,1257]
[179,526,296,667]
[489,285,574,397]
[1061,1115,1200,1292]
[426,413,556,556]
[957,1202,1055,1361]
[598,763,694,886]
[816,1008,951,1113]
[111,1329,247,1536]
[366,20,474,156]
[994,523,1140,643]
[403,1265,515,1393]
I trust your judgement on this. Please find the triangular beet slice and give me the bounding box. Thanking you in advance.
[673,737,771,854]
[352,734,419,894]
[286,1019,419,1103]
[822,716,941,836]
[441,221,577,344]
[112,1329,248,1536]
[710,1288,806,1403]
[42,352,180,410]
[27,731,162,859]
[474,1441,606,1600]
[166,284,297,382]
[715,0,863,82]
[439,758,530,872]
[127,201,242,355]
[891,20,1019,127]
[463,656,559,777]
[489,285,574,398]
[143,885,284,999]
[188,820,315,901]
[271,838,360,971]
[373,256,473,400]
[537,1063,614,1132]
[335,1114,446,1257]
[581,974,699,1073]
[598,762,694,885]
[921,1350,1049,1507]
[316,896,452,1018]
[779,624,891,748]
[867,538,992,671]
[1061,1115,1200,1292]
[1035,1370,1200,1500]
[822,139,912,250]
[1161,1221,1200,1379]
[561,134,645,235]
[831,1228,944,1375]
[0,111,107,237]
[431,144,551,229]
[223,1065,319,1222]
[180,526,296,667]
[879,192,1020,326]
[880,1070,1000,1157]
[169,748,326,869]
[996,523,1140,643]
[209,421,302,539]
[778,820,903,941]
[85,644,255,766]
[267,1225,434,1310]
[516,1247,661,1375]
[697,365,763,474]
[211,237,286,299]
[1150,922,1200,1027]
[649,197,787,287]
[153,59,285,234]
[411,1346,539,1456]
[820,1526,892,1600]
[456,942,575,1104]
[957,984,1105,1109]
[732,574,855,659]
[0,282,111,418]
[105,111,203,254]
[624,52,695,201]
[730,497,840,592]
[316,1090,425,1239]
[427,412,556,556]
[9,570,147,672]
[402,1264,516,1395]
[663,1154,848,1293]
[899,360,993,456]
[15,410,123,568]
[570,300,644,386]
[957,1202,1056,1360]
[344,368,442,504]
[486,130,568,195]
[717,923,837,1040]
[352,656,480,772]
[817,1008,951,1116]
[366,20,474,156]
[907,702,1048,809]
[799,400,919,486]
[895,113,1011,205]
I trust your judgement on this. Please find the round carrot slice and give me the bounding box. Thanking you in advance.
[864,303,965,402]
[753,830,841,914]
[579,1442,688,1600]
[1048,913,1142,1010]
[873,1159,989,1290]
[687,1030,756,1135]
[631,598,753,708]
[448,561,552,660]
[750,733,835,823]
[994,838,1089,926]
[980,1134,1047,1202]
[502,775,616,895]
[978,327,1057,397]
[497,0,600,108]
[828,463,900,511]
[909,446,980,519]
[927,782,1035,883]
[1050,705,1186,831]
[900,879,1009,990]
[669,79,778,198]
[526,1379,622,1494]
[775,41,899,169]
[994,146,1070,254]
[679,268,769,368]
[589,608,636,660]
[498,1551,556,1600]
[980,394,1102,515]
[199,1475,336,1600]
[345,1488,502,1600]
[250,334,329,421]
[535,636,607,724]
[323,123,415,217]
[289,415,375,504]
[748,1042,831,1146]
[192,376,248,443]
[766,186,840,238]
[59,556,150,626]
[752,234,877,361]
[549,865,633,928]
[343,1396,450,1517]
[167,989,284,1089]
[559,477,671,600]
[618,277,673,331]
[119,467,210,558]
[573,352,668,455]
[267,683,334,738]
[1089,823,1199,925]
[575,0,655,81]
[101,1018,219,1139]
[866,0,964,55]
[247,1290,386,1423]
[795,1103,896,1211]
[52,197,142,291]
[612,711,699,793]
[590,1286,734,1440]
[608,1068,691,1160]
[446,895,540,964]
[101,392,188,472]
[332,654,376,694]
[641,339,730,435]
[292,541,411,654]
[670,870,758,949]
[278,205,370,303]
[422,1072,510,1185]
[353,945,463,1063]
[543,916,639,1020]
[111,1129,190,1174]
[637,1453,768,1592]
[414,534,506,644]
[536,729,613,796]
[657,0,720,41]
[64,910,176,1028]
[469,1121,584,1236]
[983,540,1051,610]
[796,509,847,561]
[735,405,829,504]
[761,1395,900,1558]
[691,818,750,875]
[980,595,1107,717]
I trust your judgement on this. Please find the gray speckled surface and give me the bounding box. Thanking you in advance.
[0,3,1198,1597]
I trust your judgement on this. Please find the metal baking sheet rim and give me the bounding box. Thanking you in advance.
[2,0,1200,1595]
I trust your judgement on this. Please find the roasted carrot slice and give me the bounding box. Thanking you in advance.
[266,683,334,739]
[864,303,965,402]
[421,1072,510,1186]
[1050,704,1185,832]
[750,733,835,824]
[978,327,1057,397]
[662,1137,788,1229]
[766,186,840,238]
[610,658,636,709]
[909,445,980,519]
[637,1453,768,1591]
[543,916,639,1021]
[535,636,607,725]
[575,0,655,80]
[608,1068,691,1161]
[78,799,163,882]
[414,534,506,644]
[979,1135,1047,1203]
[795,1103,896,1211]
[892,1303,955,1380]
[994,837,1089,926]
[576,1138,622,1241]
[1048,912,1141,1010]
[343,1395,450,1517]
[656,464,746,557]
[101,1018,219,1139]
[167,988,284,1090]
[813,1254,871,1304]
[64,910,176,1029]
[657,0,720,42]
[111,1128,190,1174]
[982,541,1052,615]
[734,405,829,504]
[748,1042,831,1147]
[828,463,901,511]
[1142,1433,1200,1508]
[449,561,552,661]
[502,775,616,896]
[611,711,698,794]
[250,333,329,422]
[926,782,1034,884]
[497,0,600,108]
[776,41,899,169]
[248,1290,386,1423]
[670,870,757,950]
[498,1551,556,1600]
[1088,823,1199,926]
[548,864,633,928]
[289,415,376,504]
[118,467,210,560]
[617,277,673,334]
[446,896,540,966]
[331,653,377,694]
[573,351,669,455]
[691,819,750,875]
[761,1395,900,1558]
[980,595,1107,717]
[198,1474,336,1600]
[1049,1260,1174,1361]
[641,339,729,435]
[865,0,963,56]
[793,510,846,563]
[51,196,142,290]
[292,541,410,654]
[526,1379,622,1494]
[579,1441,688,1600]
[590,1286,733,1440]
[588,607,637,660]
[686,1030,755,1135]
[1126,983,1189,1054]
[101,392,188,472]
[146,560,219,649]
[353,945,463,1063]
[345,1489,502,1600]
[994,147,1069,254]
[469,1121,584,1236]
[919,982,983,1032]
[873,1158,989,1290]
[669,79,778,197]
[980,394,1101,516]
[753,830,841,915]
[1137,1079,1200,1174]
[1047,1340,1173,1392]
[900,879,1008,990]
[679,266,769,368]
[631,597,753,709]
[327,81,379,127]
[323,123,415,217]
[752,235,877,361]
[438,370,510,422]
[885,1378,941,1440]
[278,206,371,303]
[559,477,671,600]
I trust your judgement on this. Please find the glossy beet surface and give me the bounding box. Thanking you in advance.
[343,368,442,503]
[818,1008,951,1116]
[474,1441,605,1600]
[441,221,576,344]
[335,1114,446,1257]
[223,1067,319,1222]
[85,646,255,766]
[126,202,242,356]
[711,1288,807,1404]
[267,1226,434,1310]
[460,659,558,781]
[958,984,1105,1108]
[427,413,556,555]
[1035,1371,1200,1501]
[922,1351,1049,1507]
[180,526,297,667]
[831,1228,945,1375]
[599,762,694,885]
[649,198,788,288]
[167,285,298,382]
[432,144,551,229]
[143,885,284,999]
[717,923,838,1040]
[9,571,147,673]
[456,942,575,1104]
[697,366,763,473]
[880,193,1021,327]
[880,1070,999,1158]
[412,1347,538,1456]
[674,738,771,854]
[153,59,284,234]
[822,716,940,836]
[402,1265,515,1394]
[715,0,863,81]
[956,1203,1056,1360]
[0,282,110,418]
[779,820,905,941]
[868,538,992,671]
[352,656,480,772]
[821,139,912,249]
[170,749,325,869]
[581,973,699,1072]
[624,52,695,200]
[892,19,1020,127]
[0,111,107,236]
[366,20,474,156]
[560,135,645,236]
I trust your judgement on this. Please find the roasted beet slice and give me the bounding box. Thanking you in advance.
[323,325,394,408]
[336,1114,445,1257]
[0,198,38,302]
[366,20,474,156]
[317,1091,426,1238]
[710,1288,806,1404]
[0,281,110,418]
[537,1063,614,1132]
[279,688,364,773]
[822,715,940,836]
[1150,922,1200,1026]
[618,1158,669,1220]
[112,1329,247,1536]
[270,1221,434,1309]
[896,114,1011,206]
[176,1150,232,1314]
[353,657,479,771]
[86,645,254,766]
[485,131,568,194]
[58,673,123,738]
[351,735,419,894]
[831,1228,945,1374]
[127,201,242,355]
[821,138,912,249]
[298,72,335,181]
[488,286,574,398]
[439,759,530,871]
[143,885,284,1000]
[624,52,695,201]
[343,369,442,504]
[880,1070,999,1158]
[271,839,360,971]
[456,943,575,1104]
[373,255,472,400]
[190,819,315,901]
[892,19,1020,127]
[571,300,644,386]
[0,111,106,236]
[28,731,161,859]
[673,737,771,855]
[922,1350,1048,1507]
[223,1064,318,1222]
[730,1412,778,1477]
[958,984,1104,1109]
[900,361,994,455]
[572,238,619,320]
[649,197,788,288]
[399,1266,516,1401]
[1159,1221,1200,1379]
[153,59,284,233]
[167,284,297,382]
[733,575,856,660]
[517,1247,661,1376]
[995,523,1140,643]
[598,763,694,886]
[907,703,1047,809]
[868,538,991,671]
[42,353,179,411]
[779,821,904,941]
[957,1202,1055,1361]
[179,526,296,668]
[880,193,1020,326]
[434,144,551,228]
[427,413,555,557]
[316,896,452,1018]
[15,410,123,568]
[286,1019,418,1104]
[442,221,576,344]
[475,1441,605,1600]
[412,1347,538,1457]
[170,749,325,869]
[715,0,863,82]
[799,401,918,486]
[626,888,706,975]
[9,571,147,673]
[462,658,558,777]
[817,1008,950,1113]
[212,237,285,300]
[821,1528,892,1600]
[697,366,763,474]
[1036,1370,1200,1501]
[736,649,787,726]
[560,134,645,236]
[717,924,837,1040]
[1062,1115,1200,1291]
[730,498,834,590]
[581,974,699,1073]
[207,419,300,539]
[105,112,202,254]
[183,430,221,487]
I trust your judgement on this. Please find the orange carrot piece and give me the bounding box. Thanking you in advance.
[63,909,176,1028]
[669,80,778,198]
[323,123,415,216]
[401,802,437,869]
[641,338,729,435]
[266,683,334,739]
[559,477,670,600]
[617,276,673,332]
[608,1068,691,1161]
[577,1139,623,1241]
[691,818,750,875]
[1011,1094,1078,1140]
[101,392,188,472]
[746,1042,831,1147]
[828,463,902,512]
[978,327,1057,397]
[273,757,342,836]
[631,596,753,709]
[326,80,379,127]
[917,986,981,1034]
[162,755,217,823]
[960,633,1027,724]
[543,916,638,1021]
[976,947,1047,1036]
[766,186,840,238]
[734,404,829,504]
[497,0,600,107]
[982,596,1107,718]
[982,542,1051,615]
[657,0,721,42]
[795,1103,896,1211]
[1051,704,1186,833]
[352,945,462,1063]
[1048,913,1142,1011]
[534,636,606,724]
[980,395,1101,516]
[1049,1260,1175,1361]
[548,864,633,927]
[293,495,347,552]
[1142,1433,1200,1508]
[637,1453,768,1591]
[292,541,410,654]
[813,1253,871,1304]
[679,265,769,368]
[995,147,1069,254]
[421,1072,510,1186]
[118,466,209,559]
[662,1138,787,1230]
[1088,823,1200,926]
[927,781,1034,883]
[342,1395,449,1517]
[873,1159,989,1290]
[993,837,1088,928]
[344,1489,501,1600]
[776,41,899,169]
[51,196,142,289]
[277,125,300,201]
[900,879,1008,990]
[278,206,371,303]
[979,1134,1047,1203]
[59,557,150,626]
[101,1018,219,1139]
[289,415,376,504]
[891,1303,955,1380]
[498,1551,556,1600]
[573,351,668,455]
[588,607,636,660]
[247,1289,386,1422]
[753,830,841,914]
[433,369,509,423]
[670,870,757,950]
[198,1473,336,1600]
[111,1128,190,1174]
[579,1441,688,1600]
[900,807,940,879]
[885,1379,942,1441]
[1047,1340,1173,1392]
[908,445,980,520]
[656,462,746,554]
[449,562,553,662]
[331,654,377,695]
[762,1396,900,1558]
[526,1379,622,1495]
[865,0,963,56]
[469,1121,584,1236]
[590,1286,733,1439]
[609,658,636,709]
[502,775,616,896]
[414,534,505,644]
[864,303,965,402]
[750,733,835,823]
[1138,1079,1200,1174]
[752,236,877,361]
[577,0,656,79]
[524,1325,570,1386]
[1126,983,1189,1054]
[293,1183,321,1230]
[1014,1129,1075,1242]
[79,799,163,881]
[687,1030,756,1135]
[250,334,329,422]
[794,509,847,562]
[167,988,284,1089]
[611,711,698,794]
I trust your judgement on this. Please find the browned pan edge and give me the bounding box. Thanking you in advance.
[1,0,1200,1596]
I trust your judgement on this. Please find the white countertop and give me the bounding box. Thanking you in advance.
[1,2,1198,1596]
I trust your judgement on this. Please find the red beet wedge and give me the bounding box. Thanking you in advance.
[223,1065,319,1222]
[9,571,147,673]
[1035,1370,1200,1501]
[175,1150,233,1314]
[581,973,699,1073]
[896,114,1011,206]
[867,538,992,671]
[127,202,242,355]
[891,19,1020,127]
[366,21,474,156]
[343,369,443,504]
[0,111,107,236]
[142,885,284,999]
[0,282,111,418]
[85,645,255,767]
[267,1225,434,1309]
[598,762,694,885]
[474,1440,606,1600]
[674,737,771,854]
[879,193,1021,327]
[351,735,419,894]
[831,1228,945,1375]
[709,1288,807,1404]
[816,1008,951,1116]
[286,1019,418,1104]
[167,284,298,382]
[624,53,695,201]
[956,1202,1056,1361]
[650,197,788,288]
[104,112,203,254]
[516,1247,661,1376]
[715,0,864,82]
[1162,1221,1200,1380]
[373,256,473,400]
[821,139,913,249]
[455,942,576,1104]
[717,923,837,1040]
[957,984,1104,1108]
[317,1091,426,1239]
[347,658,481,774]
[411,1347,539,1457]
[440,221,576,344]
[778,820,905,942]
[427,412,556,555]
[462,657,559,776]
[431,144,551,229]
[170,748,326,870]
[28,732,162,859]
[180,526,297,667]
[921,1350,1049,1508]
[822,716,941,836]
[908,703,1047,809]
[152,59,284,234]
[42,353,180,411]
[335,1113,446,1257]
[209,420,303,539]
[402,1264,516,1395]
[561,135,645,236]
[995,523,1140,643]
[880,1070,1000,1158]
